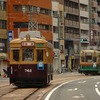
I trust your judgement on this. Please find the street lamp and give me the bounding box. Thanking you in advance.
[22,6,40,31]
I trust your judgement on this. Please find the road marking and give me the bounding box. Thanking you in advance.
[73,94,85,99]
[95,82,100,96]
[81,94,85,98]
[97,82,100,85]
[45,77,97,100]
[75,88,78,90]
[95,85,97,87]
[68,88,78,91]
[73,96,80,98]
[45,80,75,100]
[78,81,86,83]
[95,88,100,96]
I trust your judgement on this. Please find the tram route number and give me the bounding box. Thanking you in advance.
[25,69,32,72]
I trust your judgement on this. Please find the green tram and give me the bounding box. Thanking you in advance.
[79,50,100,75]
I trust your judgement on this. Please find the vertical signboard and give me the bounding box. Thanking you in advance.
[8,30,14,51]
[8,30,14,41]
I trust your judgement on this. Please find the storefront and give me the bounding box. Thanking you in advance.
[0,53,9,77]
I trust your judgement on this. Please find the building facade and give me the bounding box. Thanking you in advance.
[0,0,99,75]
[64,0,80,71]
[89,0,99,47]
[0,0,8,76]
[80,0,89,49]
[7,0,52,42]
[52,1,65,73]
[97,0,100,48]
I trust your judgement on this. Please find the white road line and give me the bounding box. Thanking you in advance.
[45,77,97,100]
[95,88,100,96]
[45,80,74,100]
[97,82,100,85]
[95,85,98,88]
[75,88,78,90]
[67,88,78,91]
[78,81,86,83]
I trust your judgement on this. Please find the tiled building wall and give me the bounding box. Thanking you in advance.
[7,0,52,41]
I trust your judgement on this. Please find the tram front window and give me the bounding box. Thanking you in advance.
[93,57,96,62]
[37,50,43,61]
[86,56,92,62]
[22,48,33,61]
[13,50,19,61]
[81,57,85,62]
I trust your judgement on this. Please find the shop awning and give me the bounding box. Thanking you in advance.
[0,53,8,61]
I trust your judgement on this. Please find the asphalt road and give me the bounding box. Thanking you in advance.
[44,76,100,100]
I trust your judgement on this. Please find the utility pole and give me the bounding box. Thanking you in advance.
[89,0,92,47]
[58,12,61,73]
[29,6,33,31]
[23,5,40,31]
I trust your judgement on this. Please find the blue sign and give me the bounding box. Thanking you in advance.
[8,30,13,41]
[37,61,44,70]
[8,30,14,52]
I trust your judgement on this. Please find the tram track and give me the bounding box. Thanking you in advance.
[0,85,17,98]
[0,85,40,100]
[0,74,90,100]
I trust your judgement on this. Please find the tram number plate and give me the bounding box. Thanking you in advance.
[25,69,32,72]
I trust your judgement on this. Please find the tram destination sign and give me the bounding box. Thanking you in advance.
[21,42,34,46]
[86,52,92,55]
[36,43,44,47]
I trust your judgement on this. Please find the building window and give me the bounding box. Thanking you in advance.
[0,39,7,53]
[14,22,28,28]
[13,5,22,12]
[80,4,88,11]
[0,1,6,11]
[0,20,7,29]
[54,41,59,49]
[40,8,50,15]
[39,24,50,30]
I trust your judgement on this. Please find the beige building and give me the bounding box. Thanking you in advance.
[0,0,8,76]
[80,0,89,49]
[52,1,65,73]
[97,0,100,48]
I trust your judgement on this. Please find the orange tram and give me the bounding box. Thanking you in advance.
[9,32,53,87]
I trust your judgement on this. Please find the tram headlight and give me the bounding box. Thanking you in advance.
[93,63,97,68]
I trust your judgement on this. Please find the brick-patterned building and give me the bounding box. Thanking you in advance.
[7,0,52,42]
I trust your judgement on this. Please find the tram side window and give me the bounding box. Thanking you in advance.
[37,50,43,61]
[22,48,34,61]
[81,57,85,62]
[93,57,96,62]
[13,50,19,61]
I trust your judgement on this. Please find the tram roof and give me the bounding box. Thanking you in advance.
[10,37,47,43]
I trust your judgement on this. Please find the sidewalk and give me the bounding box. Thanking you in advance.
[0,71,80,87]
[53,71,80,80]
[0,77,9,87]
